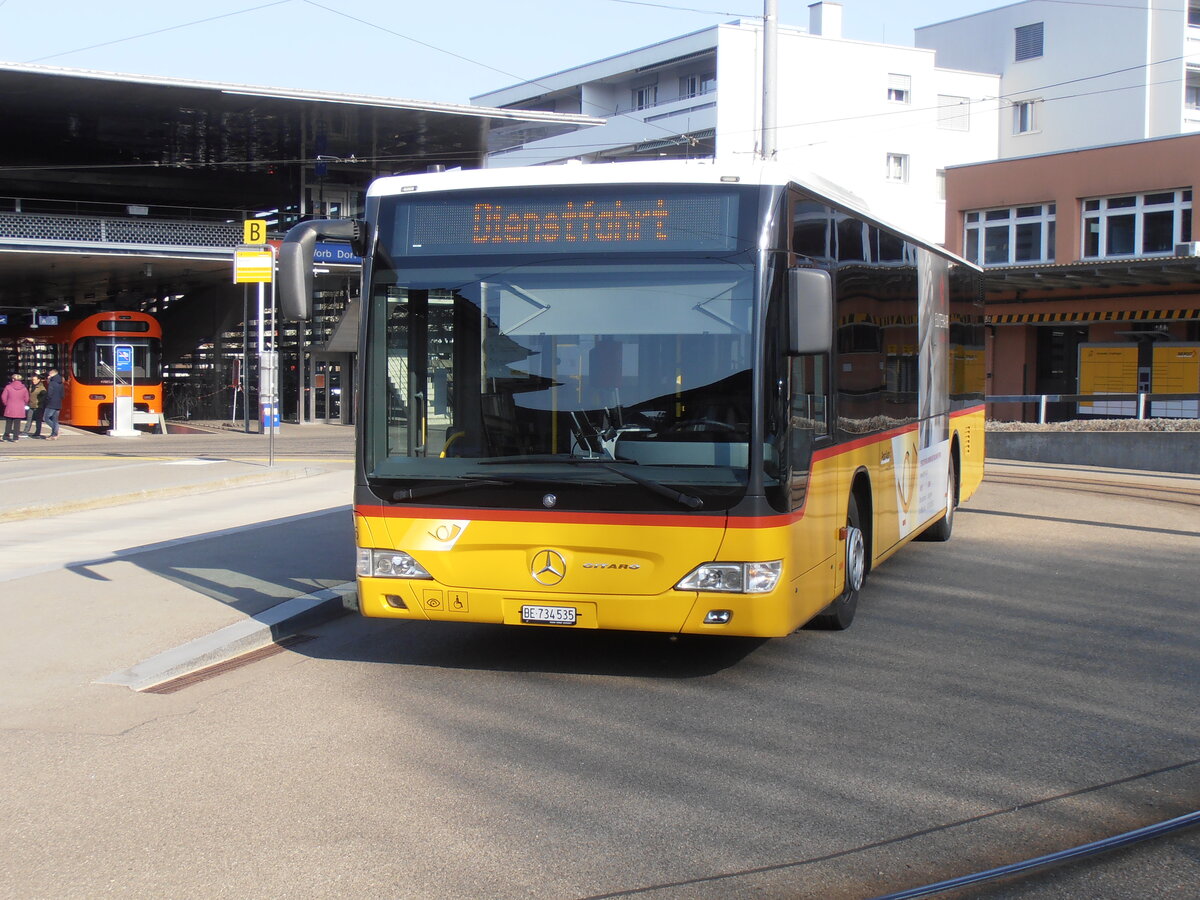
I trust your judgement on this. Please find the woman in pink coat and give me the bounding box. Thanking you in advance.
[2,373,30,442]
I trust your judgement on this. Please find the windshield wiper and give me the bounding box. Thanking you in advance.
[600,463,703,510]
[391,478,511,501]
[479,456,703,510]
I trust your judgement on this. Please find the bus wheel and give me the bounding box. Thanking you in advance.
[811,495,865,630]
[918,455,957,543]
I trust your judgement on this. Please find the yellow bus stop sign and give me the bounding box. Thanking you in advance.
[234,245,274,283]
[243,219,268,245]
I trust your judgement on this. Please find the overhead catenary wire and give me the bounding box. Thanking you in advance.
[295,0,706,140]
[24,0,294,64]
[601,0,756,15]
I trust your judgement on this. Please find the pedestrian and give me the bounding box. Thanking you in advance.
[24,374,46,436]
[2,373,29,442]
[42,367,64,440]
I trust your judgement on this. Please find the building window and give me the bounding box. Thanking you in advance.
[887,74,911,104]
[1190,1,1200,26]
[885,153,909,183]
[1082,189,1192,258]
[680,72,716,99]
[632,83,658,111]
[1015,22,1044,61]
[1013,99,1039,134]
[963,204,1056,266]
[937,95,970,131]
[1187,68,1200,110]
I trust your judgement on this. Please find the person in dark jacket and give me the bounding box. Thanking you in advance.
[2,373,29,442]
[42,368,64,440]
[24,374,46,436]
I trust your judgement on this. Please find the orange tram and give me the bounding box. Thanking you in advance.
[0,311,162,428]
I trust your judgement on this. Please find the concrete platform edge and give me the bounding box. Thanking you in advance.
[96,581,357,691]
[0,465,327,523]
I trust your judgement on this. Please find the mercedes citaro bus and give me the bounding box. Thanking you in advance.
[279,160,984,637]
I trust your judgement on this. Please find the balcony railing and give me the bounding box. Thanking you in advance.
[0,210,241,249]
[988,392,1199,422]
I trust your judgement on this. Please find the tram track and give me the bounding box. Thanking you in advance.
[985,468,1200,508]
[576,757,1200,900]
[871,810,1200,899]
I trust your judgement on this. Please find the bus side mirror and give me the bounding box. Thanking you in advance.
[278,218,366,321]
[788,268,833,356]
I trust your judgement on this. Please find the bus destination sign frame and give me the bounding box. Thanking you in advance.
[392,188,741,257]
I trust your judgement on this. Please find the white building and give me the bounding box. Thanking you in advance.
[916,0,1200,158]
[471,3,999,241]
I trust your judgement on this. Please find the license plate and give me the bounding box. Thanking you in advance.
[521,604,577,626]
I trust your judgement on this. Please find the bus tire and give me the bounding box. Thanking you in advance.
[918,454,957,543]
[810,495,865,631]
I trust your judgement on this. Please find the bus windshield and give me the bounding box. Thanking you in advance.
[365,253,759,509]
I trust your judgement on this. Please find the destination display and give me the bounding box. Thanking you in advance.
[392,189,740,256]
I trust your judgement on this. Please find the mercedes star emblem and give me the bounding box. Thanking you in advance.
[531,549,567,586]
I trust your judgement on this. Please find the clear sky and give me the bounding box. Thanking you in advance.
[0,0,1008,105]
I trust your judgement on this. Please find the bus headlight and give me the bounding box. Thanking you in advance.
[675,561,782,594]
[357,548,432,579]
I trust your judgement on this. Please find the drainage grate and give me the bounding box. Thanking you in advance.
[141,635,315,694]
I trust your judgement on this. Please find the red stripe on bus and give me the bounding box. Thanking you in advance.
[951,404,985,418]
[354,505,729,528]
[355,504,813,530]
[814,423,916,458]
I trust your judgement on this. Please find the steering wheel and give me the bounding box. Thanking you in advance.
[440,431,467,458]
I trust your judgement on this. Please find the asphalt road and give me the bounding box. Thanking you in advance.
[0,460,1196,899]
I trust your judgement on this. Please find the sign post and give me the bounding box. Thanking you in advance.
[234,226,278,465]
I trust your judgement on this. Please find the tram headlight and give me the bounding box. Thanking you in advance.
[675,561,782,594]
[357,548,432,579]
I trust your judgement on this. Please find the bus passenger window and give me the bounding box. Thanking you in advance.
[790,353,827,509]
[793,200,832,261]
[792,353,828,438]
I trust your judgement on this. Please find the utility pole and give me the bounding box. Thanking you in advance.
[761,0,778,160]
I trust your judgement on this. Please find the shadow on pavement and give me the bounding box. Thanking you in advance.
[64,507,355,617]
[302,616,769,678]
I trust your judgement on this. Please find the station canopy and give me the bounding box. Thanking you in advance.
[0,62,600,312]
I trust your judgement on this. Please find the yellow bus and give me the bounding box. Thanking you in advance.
[279,161,985,637]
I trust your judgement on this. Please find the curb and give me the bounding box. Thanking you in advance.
[96,582,357,692]
[0,465,326,523]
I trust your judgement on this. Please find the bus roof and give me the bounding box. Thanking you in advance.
[366,159,976,267]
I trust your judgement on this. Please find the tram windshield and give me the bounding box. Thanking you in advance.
[71,337,161,385]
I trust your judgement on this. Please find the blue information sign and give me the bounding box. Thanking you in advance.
[313,242,362,265]
[115,346,134,372]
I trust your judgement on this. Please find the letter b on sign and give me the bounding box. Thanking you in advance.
[243,220,267,245]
